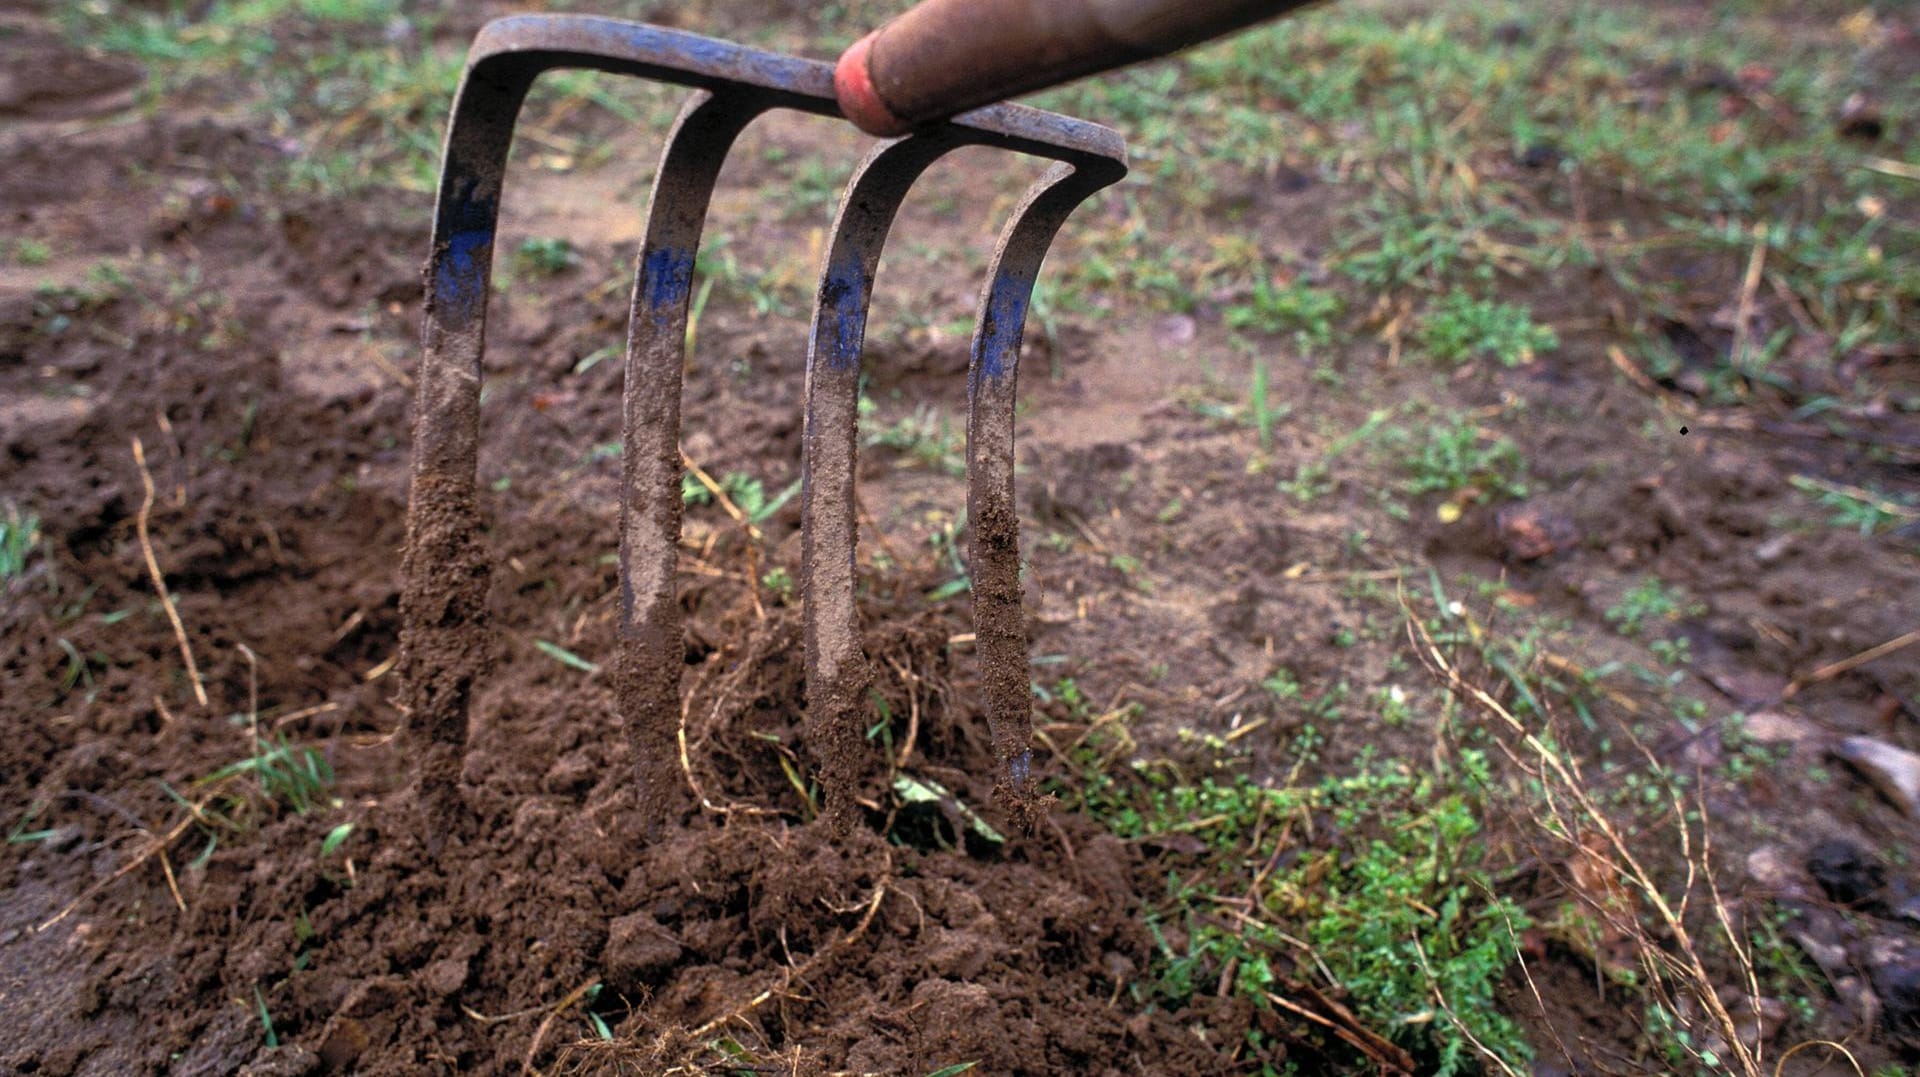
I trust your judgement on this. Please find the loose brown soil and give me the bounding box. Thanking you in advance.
[4,3,1918,1075]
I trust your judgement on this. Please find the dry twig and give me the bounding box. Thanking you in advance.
[133,436,207,708]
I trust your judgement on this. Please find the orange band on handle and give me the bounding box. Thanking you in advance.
[833,31,911,137]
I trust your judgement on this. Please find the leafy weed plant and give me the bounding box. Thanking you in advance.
[1061,709,1530,1074]
[1416,290,1558,368]
[1392,414,1528,500]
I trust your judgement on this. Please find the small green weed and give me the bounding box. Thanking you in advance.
[1079,745,1529,1075]
[1605,576,1699,638]
[1416,289,1557,367]
[5,237,53,266]
[198,733,334,815]
[1,508,40,581]
[682,470,801,525]
[1225,274,1343,348]
[1279,408,1390,503]
[786,155,853,219]
[761,566,795,604]
[863,402,965,475]
[515,237,580,277]
[1392,415,1527,500]
[535,639,600,674]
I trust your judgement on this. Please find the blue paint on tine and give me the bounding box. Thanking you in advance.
[819,254,871,369]
[431,178,498,324]
[971,270,1033,382]
[639,245,696,313]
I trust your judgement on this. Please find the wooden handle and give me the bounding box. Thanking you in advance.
[835,0,1315,136]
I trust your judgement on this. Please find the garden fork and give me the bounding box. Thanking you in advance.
[396,15,1125,843]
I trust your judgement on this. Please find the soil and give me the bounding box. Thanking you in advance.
[3,3,1918,1075]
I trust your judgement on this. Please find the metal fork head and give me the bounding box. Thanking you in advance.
[397,14,1126,845]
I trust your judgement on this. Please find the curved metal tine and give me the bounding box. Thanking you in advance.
[967,161,1125,833]
[801,131,966,831]
[619,91,769,836]
[400,56,539,845]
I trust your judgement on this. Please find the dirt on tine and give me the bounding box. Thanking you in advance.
[397,471,494,844]
[10,1,1920,1075]
[797,341,874,829]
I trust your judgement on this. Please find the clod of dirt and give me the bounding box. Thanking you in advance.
[238,1046,321,1076]
[604,910,684,991]
[0,33,144,119]
[1747,845,1809,897]
[1838,92,1887,142]
[1867,936,1920,1040]
[1490,20,1530,45]
[1834,736,1920,817]
[1026,442,1134,523]
[1727,994,1790,1046]
[1515,141,1564,170]
[1807,839,1887,907]
[1495,500,1579,561]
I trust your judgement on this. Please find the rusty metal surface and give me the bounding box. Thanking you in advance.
[399,14,1126,843]
[848,0,1313,134]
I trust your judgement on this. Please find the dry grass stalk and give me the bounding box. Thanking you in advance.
[1402,591,1763,1077]
[132,435,208,707]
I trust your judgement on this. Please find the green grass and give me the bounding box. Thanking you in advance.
[1391,413,1528,500]
[1789,474,1920,537]
[1605,576,1700,638]
[682,469,802,524]
[4,238,53,267]
[1066,735,1529,1075]
[1,508,39,582]
[863,401,966,476]
[515,237,580,277]
[1416,289,1558,368]
[1225,275,1343,348]
[58,0,664,196]
[198,733,334,815]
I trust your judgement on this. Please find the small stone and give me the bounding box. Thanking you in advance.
[1807,839,1885,907]
[1515,142,1562,170]
[1791,921,1849,979]
[1896,893,1920,927]
[605,911,683,989]
[46,825,85,853]
[1833,736,1920,816]
[1753,533,1793,565]
[1836,975,1881,1032]
[1706,669,1789,709]
[1741,710,1816,746]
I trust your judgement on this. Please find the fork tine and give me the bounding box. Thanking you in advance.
[618,91,769,835]
[801,132,965,830]
[966,161,1120,832]
[401,14,1125,849]
[400,65,534,842]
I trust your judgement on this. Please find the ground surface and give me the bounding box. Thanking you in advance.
[2,0,1918,1074]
